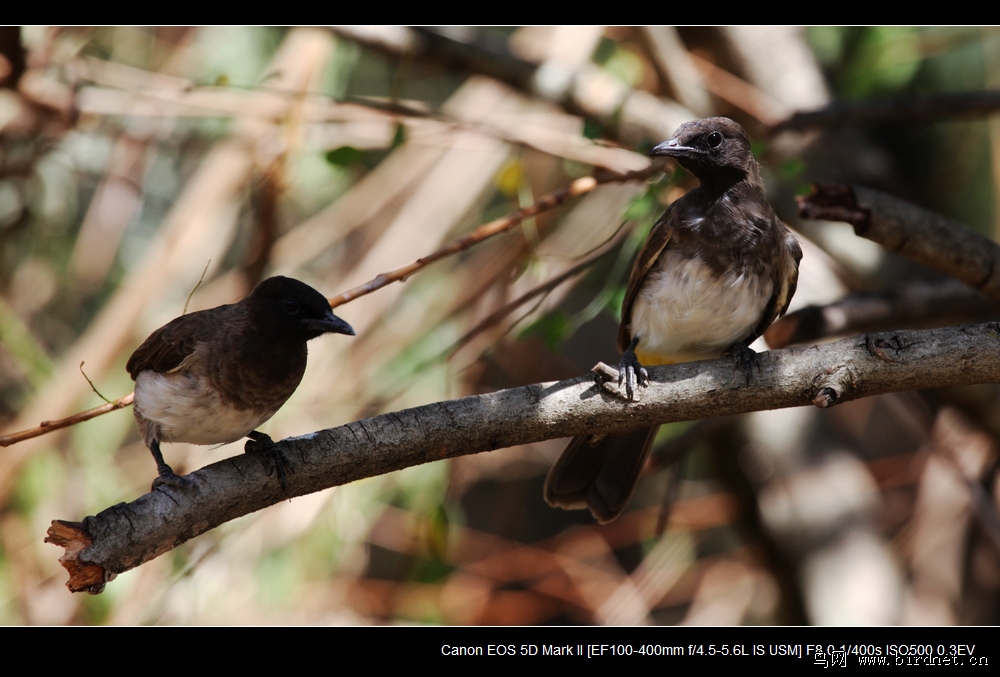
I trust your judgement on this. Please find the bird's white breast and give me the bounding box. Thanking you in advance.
[629,249,773,362]
[134,370,280,446]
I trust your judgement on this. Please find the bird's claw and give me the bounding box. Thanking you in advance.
[245,431,293,491]
[729,343,761,385]
[151,464,197,492]
[617,349,649,401]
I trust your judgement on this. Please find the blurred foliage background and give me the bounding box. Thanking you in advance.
[1,26,999,625]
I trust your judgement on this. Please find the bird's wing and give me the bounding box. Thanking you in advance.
[747,220,803,343]
[617,207,675,353]
[126,306,231,379]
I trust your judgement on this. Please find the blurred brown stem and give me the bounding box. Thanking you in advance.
[773,90,1000,133]
[767,281,1000,348]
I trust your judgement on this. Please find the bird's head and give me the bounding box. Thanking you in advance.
[248,276,355,341]
[650,117,760,186]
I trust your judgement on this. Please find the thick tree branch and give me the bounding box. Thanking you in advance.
[48,322,1000,593]
[798,183,1000,302]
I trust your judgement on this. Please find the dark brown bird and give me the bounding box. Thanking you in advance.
[545,117,802,523]
[127,276,355,487]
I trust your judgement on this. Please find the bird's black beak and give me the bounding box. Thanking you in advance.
[649,138,698,159]
[305,311,355,336]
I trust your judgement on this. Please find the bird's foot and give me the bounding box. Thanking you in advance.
[147,440,195,491]
[728,343,761,385]
[245,431,292,491]
[151,463,197,492]
[617,346,649,402]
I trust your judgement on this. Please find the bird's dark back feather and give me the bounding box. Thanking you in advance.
[127,305,240,379]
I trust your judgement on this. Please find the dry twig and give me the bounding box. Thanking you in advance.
[445,220,634,358]
[0,394,134,447]
[327,164,660,308]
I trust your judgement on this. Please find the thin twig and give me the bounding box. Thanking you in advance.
[0,394,134,447]
[183,260,211,315]
[445,221,634,359]
[78,362,111,404]
[327,164,661,309]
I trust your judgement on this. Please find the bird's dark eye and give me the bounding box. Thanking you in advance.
[706,131,723,148]
[282,299,300,315]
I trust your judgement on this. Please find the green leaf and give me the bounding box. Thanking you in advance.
[324,146,364,167]
[390,123,407,150]
[582,118,605,140]
[423,504,451,563]
[779,157,806,180]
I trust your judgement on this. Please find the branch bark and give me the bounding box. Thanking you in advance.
[798,183,1000,302]
[48,322,1000,593]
